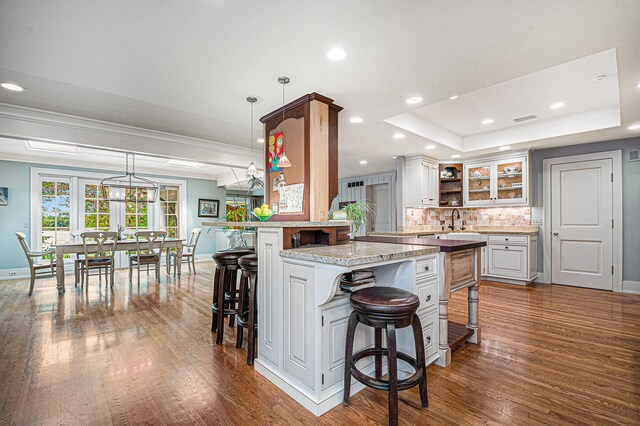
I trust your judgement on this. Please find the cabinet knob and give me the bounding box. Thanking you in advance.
[424,265,430,271]
[553,232,559,236]
[426,336,431,344]
[505,238,509,241]
[505,246,509,249]
[425,295,431,302]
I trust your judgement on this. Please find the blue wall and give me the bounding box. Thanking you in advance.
[0,159,226,271]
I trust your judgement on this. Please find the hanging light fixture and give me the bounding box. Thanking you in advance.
[246,96,258,177]
[100,153,159,203]
[277,76,292,168]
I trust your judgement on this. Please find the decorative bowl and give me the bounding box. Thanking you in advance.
[251,211,274,222]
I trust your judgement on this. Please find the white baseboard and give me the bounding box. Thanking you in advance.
[0,253,213,281]
[623,280,640,294]
[533,271,549,284]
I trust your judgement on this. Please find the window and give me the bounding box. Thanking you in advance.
[125,189,149,231]
[41,179,72,257]
[84,183,111,230]
[160,186,180,238]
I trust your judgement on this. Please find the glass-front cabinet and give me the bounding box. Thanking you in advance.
[464,156,528,206]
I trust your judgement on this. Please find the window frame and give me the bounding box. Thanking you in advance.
[30,167,187,258]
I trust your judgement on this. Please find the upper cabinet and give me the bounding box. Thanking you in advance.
[405,156,439,208]
[464,155,529,206]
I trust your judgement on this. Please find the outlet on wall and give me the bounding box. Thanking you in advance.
[9,271,18,276]
[532,218,543,225]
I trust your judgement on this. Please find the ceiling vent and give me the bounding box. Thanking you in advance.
[513,114,538,123]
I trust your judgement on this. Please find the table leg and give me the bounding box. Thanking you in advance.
[177,244,183,278]
[56,252,65,294]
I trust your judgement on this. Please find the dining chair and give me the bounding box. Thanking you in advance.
[166,228,201,276]
[129,230,167,283]
[15,232,56,296]
[78,231,119,287]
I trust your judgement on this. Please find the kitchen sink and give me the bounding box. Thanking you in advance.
[442,232,482,241]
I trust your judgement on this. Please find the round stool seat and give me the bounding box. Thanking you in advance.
[350,287,419,318]
[213,247,254,265]
[238,254,258,271]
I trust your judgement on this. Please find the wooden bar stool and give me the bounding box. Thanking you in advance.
[343,287,428,426]
[211,247,254,345]
[235,253,258,365]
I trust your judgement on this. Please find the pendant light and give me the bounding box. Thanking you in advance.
[276,76,292,168]
[100,153,159,203]
[246,96,258,177]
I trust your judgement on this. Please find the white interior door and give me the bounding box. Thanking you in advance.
[551,159,613,290]
[370,183,390,233]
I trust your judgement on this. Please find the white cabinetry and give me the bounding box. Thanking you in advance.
[484,234,537,283]
[257,228,283,368]
[405,156,439,207]
[464,155,529,206]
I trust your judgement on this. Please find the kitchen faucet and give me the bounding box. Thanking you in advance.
[449,209,461,231]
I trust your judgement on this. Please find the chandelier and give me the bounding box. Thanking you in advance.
[100,153,159,203]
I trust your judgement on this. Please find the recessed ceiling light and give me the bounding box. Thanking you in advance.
[637,82,640,88]
[481,119,495,125]
[25,140,78,155]
[424,145,436,150]
[550,102,566,109]
[393,133,405,139]
[167,159,205,168]
[391,156,398,159]
[499,145,511,151]
[1,82,25,92]
[628,124,640,131]
[326,47,347,61]
[350,116,363,123]
[359,160,368,165]
[592,74,607,82]
[451,154,461,159]
[406,96,423,104]
[449,95,458,100]
[257,138,264,143]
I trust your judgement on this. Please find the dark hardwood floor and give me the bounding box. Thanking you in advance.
[1,261,639,425]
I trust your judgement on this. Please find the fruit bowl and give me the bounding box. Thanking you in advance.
[251,211,274,222]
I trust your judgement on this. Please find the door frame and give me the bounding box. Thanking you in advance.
[542,150,622,292]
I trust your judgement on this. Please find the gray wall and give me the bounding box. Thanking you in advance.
[531,137,640,282]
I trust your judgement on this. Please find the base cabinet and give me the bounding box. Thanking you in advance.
[483,234,537,283]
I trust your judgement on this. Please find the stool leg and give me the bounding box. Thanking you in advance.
[386,323,398,426]
[236,274,248,348]
[411,314,429,408]
[247,273,257,365]
[342,311,358,407]
[375,327,383,380]
[215,266,227,345]
[227,269,238,327]
[211,266,220,333]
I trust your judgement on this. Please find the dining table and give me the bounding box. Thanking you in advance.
[53,237,184,294]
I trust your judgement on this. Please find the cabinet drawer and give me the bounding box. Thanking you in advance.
[416,280,437,314]
[488,235,527,246]
[418,310,438,361]
[415,257,437,277]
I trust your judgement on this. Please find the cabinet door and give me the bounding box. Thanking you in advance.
[283,261,316,389]
[420,161,432,205]
[487,245,528,279]
[404,157,424,207]
[494,157,527,205]
[464,162,493,206]
[322,303,374,390]
[428,163,439,206]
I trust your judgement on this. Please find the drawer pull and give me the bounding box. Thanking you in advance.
[424,265,430,271]
[505,246,509,249]
[425,295,431,302]
[505,238,509,241]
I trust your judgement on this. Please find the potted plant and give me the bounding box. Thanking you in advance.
[340,201,375,233]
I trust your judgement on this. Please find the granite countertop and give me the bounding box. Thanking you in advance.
[280,241,439,267]
[354,236,486,252]
[369,225,539,237]
[202,220,350,228]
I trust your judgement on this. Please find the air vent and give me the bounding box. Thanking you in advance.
[513,114,538,123]
[629,149,640,162]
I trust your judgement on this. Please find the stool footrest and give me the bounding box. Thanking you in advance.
[350,348,424,392]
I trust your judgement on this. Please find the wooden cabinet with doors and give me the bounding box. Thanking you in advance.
[405,156,439,208]
[464,155,529,206]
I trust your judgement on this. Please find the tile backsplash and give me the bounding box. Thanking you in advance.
[406,207,532,228]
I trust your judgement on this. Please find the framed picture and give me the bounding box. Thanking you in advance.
[198,199,220,218]
[0,187,7,206]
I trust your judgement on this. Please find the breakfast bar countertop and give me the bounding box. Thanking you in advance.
[354,235,486,252]
[280,241,439,267]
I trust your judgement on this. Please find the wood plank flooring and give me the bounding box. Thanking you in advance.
[1,262,639,425]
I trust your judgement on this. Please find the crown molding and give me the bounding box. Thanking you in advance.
[0,103,263,169]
